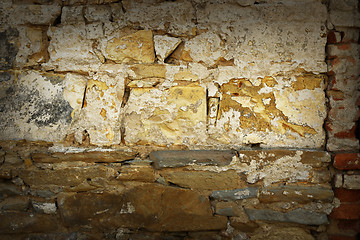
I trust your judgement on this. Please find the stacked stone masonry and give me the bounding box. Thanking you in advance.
[0,0,359,239]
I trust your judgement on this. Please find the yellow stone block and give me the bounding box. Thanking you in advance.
[129,64,166,79]
[105,30,155,64]
[124,85,207,146]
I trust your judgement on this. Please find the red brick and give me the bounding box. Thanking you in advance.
[337,219,360,232]
[334,153,360,170]
[334,126,357,139]
[335,188,360,202]
[328,31,341,44]
[338,43,351,50]
[330,236,357,240]
[330,203,360,220]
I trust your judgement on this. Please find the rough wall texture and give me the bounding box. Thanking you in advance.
[326,1,360,239]
[0,0,359,239]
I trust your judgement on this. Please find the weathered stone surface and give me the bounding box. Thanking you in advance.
[85,22,104,40]
[230,216,259,233]
[210,187,258,201]
[16,165,116,187]
[15,26,48,67]
[0,196,29,211]
[7,3,61,25]
[235,150,330,186]
[0,71,72,142]
[32,149,136,163]
[122,0,196,36]
[0,28,19,70]
[159,169,246,190]
[62,73,87,119]
[44,24,101,72]
[4,152,22,165]
[61,6,84,24]
[154,35,182,62]
[330,9,360,27]
[31,200,57,214]
[196,1,327,73]
[343,174,360,190]
[116,164,155,182]
[58,184,227,231]
[258,185,334,203]
[245,208,328,225]
[128,64,166,80]
[250,226,315,240]
[209,74,327,148]
[104,30,155,64]
[182,32,227,66]
[0,212,58,234]
[84,5,111,23]
[123,85,207,146]
[151,150,236,169]
[214,201,246,217]
[69,65,127,145]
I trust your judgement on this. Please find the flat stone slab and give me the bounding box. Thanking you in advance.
[210,187,258,201]
[150,150,236,169]
[32,150,136,163]
[259,185,333,203]
[245,208,328,225]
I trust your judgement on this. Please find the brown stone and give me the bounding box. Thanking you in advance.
[250,226,315,240]
[105,30,155,64]
[58,184,227,232]
[116,164,155,182]
[16,165,116,187]
[258,185,334,203]
[230,217,259,233]
[32,150,137,163]
[159,169,246,190]
[0,196,30,211]
[0,212,58,234]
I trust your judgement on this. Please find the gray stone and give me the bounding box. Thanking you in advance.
[0,71,73,142]
[210,187,258,201]
[286,208,329,225]
[61,6,84,24]
[0,71,13,82]
[245,208,328,225]
[0,28,19,70]
[8,4,61,25]
[150,150,236,169]
[216,207,235,216]
[31,201,57,214]
[0,182,22,201]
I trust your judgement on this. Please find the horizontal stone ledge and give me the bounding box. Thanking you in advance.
[32,150,137,163]
[150,150,236,169]
[150,149,330,170]
[258,185,334,203]
[210,187,258,201]
[245,208,328,225]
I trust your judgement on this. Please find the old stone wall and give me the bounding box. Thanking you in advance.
[326,1,360,239]
[0,0,358,239]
